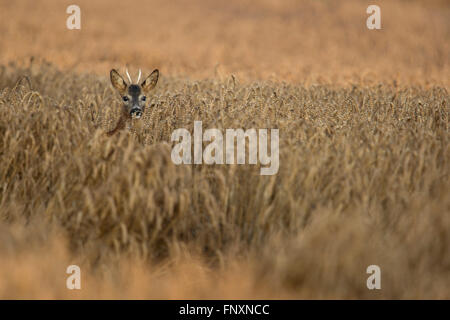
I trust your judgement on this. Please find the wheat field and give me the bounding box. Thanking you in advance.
[0,0,449,299]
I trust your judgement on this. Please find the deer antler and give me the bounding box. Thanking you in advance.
[125,68,132,84]
[137,69,142,83]
[125,68,142,84]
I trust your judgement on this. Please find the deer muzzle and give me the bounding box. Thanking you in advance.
[130,107,142,119]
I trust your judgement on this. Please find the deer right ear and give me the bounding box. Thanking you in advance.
[141,69,159,93]
[110,69,127,94]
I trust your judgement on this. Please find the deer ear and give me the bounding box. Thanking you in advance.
[141,69,159,93]
[110,69,127,94]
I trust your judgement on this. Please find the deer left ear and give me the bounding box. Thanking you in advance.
[141,69,159,93]
[110,69,127,94]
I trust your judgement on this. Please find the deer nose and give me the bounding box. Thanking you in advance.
[130,108,142,119]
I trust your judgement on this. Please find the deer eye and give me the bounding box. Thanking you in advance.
[141,96,146,101]
[123,96,129,102]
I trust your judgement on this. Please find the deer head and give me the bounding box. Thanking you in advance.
[110,68,159,119]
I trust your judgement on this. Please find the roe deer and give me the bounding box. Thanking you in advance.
[107,68,159,136]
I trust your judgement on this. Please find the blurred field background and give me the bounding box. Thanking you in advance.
[0,0,449,299]
[1,0,449,85]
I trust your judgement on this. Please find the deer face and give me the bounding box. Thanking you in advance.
[110,69,159,119]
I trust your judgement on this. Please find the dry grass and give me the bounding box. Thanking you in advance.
[0,61,448,299]
[0,0,449,299]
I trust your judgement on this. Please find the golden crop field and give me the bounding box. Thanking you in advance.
[0,0,448,299]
